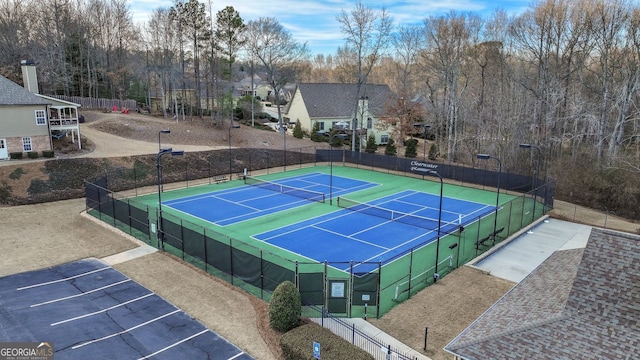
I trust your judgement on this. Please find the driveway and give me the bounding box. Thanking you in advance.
[78,125,222,158]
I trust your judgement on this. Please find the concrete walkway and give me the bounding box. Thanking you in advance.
[471,218,591,283]
[101,244,158,266]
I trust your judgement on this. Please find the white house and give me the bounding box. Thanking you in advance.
[284,83,395,144]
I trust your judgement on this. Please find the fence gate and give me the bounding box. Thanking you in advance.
[327,278,350,316]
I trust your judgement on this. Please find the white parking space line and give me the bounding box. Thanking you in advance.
[30,279,131,307]
[72,309,181,349]
[51,293,155,326]
[136,329,210,360]
[17,267,110,290]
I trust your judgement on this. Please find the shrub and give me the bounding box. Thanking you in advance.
[293,120,304,139]
[9,168,25,180]
[0,181,12,204]
[269,281,302,332]
[280,323,374,360]
[310,122,322,142]
[365,135,377,153]
[428,143,438,160]
[27,179,51,195]
[10,152,22,159]
[28,151,39,159]
[404,138,418,158]
[384,138,397,156]
[42,150,55,158]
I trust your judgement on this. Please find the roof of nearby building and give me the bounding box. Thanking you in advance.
[292,83,395,118]
[0,74,50,106]
[38,94,81,108]
[444,228,640,359]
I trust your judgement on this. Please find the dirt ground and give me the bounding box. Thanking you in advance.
[1,111,636,360]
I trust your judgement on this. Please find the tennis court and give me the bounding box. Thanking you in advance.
[254,189,495,272]
[164,172,377,226]
[88,161,546,318]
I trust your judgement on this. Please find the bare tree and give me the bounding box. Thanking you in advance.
[245,17,309,133]
[336,1,392,151]
[146,8,179,118]
[421,11,482,162]
[391,24,424,94]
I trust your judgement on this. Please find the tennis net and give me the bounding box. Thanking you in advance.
[245,176,326,203]
[337,197,460,231]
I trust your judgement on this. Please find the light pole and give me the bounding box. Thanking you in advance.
[319,132,347,205]
[519,143,542,221]
[477,154,502,245]
[158,129,170,151]
[158,130,171,191]
[423,124,431,161]
[157,147,184,250]
[427,170,443,282]
[229,122,241,179]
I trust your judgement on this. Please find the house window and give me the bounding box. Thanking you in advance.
[380,135,389,144]
[35,110,46,125]
[367,117,372,129]
[318,122,325,130]
[22,137,32,152]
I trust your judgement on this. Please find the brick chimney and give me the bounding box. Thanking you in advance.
[21,60,39,94]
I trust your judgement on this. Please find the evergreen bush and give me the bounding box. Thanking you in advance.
[384,138,397,156]
[404,138,418,158]
[293,120,304,139]
[269,281,302,332]
[428,143,438,160]
[365,134,377,153]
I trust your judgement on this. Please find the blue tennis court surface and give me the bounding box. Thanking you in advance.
[254,190,495,272]
[0,259,253,360]
[165,172,377,226]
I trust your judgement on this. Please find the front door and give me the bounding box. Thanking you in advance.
[0,139,8,159]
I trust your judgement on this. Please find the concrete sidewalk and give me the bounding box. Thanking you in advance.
[309,316,431,360]
[472,218,591,283]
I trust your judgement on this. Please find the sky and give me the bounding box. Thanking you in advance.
[128,0,532,56]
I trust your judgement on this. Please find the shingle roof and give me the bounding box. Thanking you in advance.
[0,75,50,105]
[445,228,640,359]
[294,83,395,118]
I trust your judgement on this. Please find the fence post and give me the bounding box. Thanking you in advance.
[423,326,428,351]
[352,323,355,344]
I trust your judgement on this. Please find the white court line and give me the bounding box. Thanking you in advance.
[463,204,497,220]
[72,309,181,349]
[51,293,155,326]
[220,198,310,225]
[136,329,209,360]
[17,267,111,291]
[30,279,131,308]
[309,225,389,250]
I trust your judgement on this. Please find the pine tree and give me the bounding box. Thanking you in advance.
[310,122,322,142]
[428,143,438,160]
[385,138,397,156]
[404,138,418,157]
[293,120,304,138]
[365,134,377,153]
